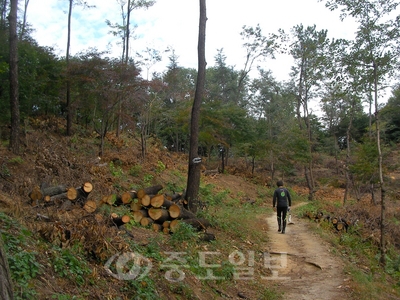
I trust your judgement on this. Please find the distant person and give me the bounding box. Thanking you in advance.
[273,180,292,234]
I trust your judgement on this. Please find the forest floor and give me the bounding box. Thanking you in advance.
[1,120,400,299]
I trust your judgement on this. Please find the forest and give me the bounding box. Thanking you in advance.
[1,0,400,299]
[2,1,400,200]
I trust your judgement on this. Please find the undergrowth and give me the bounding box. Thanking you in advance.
[295,199,400,299]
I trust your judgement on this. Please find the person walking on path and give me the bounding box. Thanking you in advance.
[273,180,292,234]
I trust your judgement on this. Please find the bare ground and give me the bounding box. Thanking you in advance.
[263,203,353,299]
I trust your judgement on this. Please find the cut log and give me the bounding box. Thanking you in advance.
[66,187,78,201]
[110,214,131,227]
[150,194,175,209]
[165,193,183,202]
[199,232,216,242]
[316,211,324,221]
[130,198,142,211]
[163,227,170,234]
[162,221,170,228]
[141,194,152,207]
[181,218,211,231]
[203,168,219,176]
[148,207,171,223]
[101,194,118,206]
[74,182,94,204]
[29,186,43,202]
[169,219,180,233]
[137,185,163,199]
[83,200,97,213]
[82,182,93,194]
[168,204,196,219]
[44,193,69,206]
[42,185,67,197]
[120,191,136,205]
[335,221,348,232]
[133,209,148,223]
[152,223,163,232]
[140,217,154,227]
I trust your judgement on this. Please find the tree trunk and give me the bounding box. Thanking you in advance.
[19,0,30,40]
[185,0,207,213]
[0,235,13,300]
[374,63,386,266]
[66,0,73,136]
[9,0,20,154]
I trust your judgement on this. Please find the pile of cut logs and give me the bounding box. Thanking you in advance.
[29,182,95,212]
[305,210,353,232]
[101,184,211,235]
[29,182,212,236]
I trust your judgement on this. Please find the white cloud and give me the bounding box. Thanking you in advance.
[28,0,359,81]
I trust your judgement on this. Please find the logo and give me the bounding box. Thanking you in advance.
[104,252,152,280]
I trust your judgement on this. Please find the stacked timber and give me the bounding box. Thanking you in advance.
[101,184,211,235]
[29,182,95,213]
[305,210,353,232]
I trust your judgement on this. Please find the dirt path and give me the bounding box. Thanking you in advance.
[264,205,353,299]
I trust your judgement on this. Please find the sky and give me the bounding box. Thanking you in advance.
[27,0,360,83]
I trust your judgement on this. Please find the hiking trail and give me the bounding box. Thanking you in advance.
[263,203,352,299]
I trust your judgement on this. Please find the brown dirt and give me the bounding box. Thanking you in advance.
[0,125,360,299]
[264,203,352,299]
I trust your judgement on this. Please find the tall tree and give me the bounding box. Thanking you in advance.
[289,24,329,200]
[19,0,29,40]
[0,0,9,30]
[9,0,19,153]
[186,0,206,213]
[322,0,400,266]
[65,0,94,136]
[125,0,156,64]
[238,24,278,105]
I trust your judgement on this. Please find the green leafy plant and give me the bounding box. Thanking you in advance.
[0,213,41,299]
[0,163,11,178]
[143,174,154,185]
[51,247,91,286]
[170,223,198,244]
[109,161,124,178]
[122,276,158,298]
[143,238,164,262]
[129,165,142,177]
[8,156,24,164]
[155,160,166,174]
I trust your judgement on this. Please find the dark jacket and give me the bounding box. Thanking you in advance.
[273,187,291,208]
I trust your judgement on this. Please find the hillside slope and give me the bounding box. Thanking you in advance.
[0,124,399,299]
